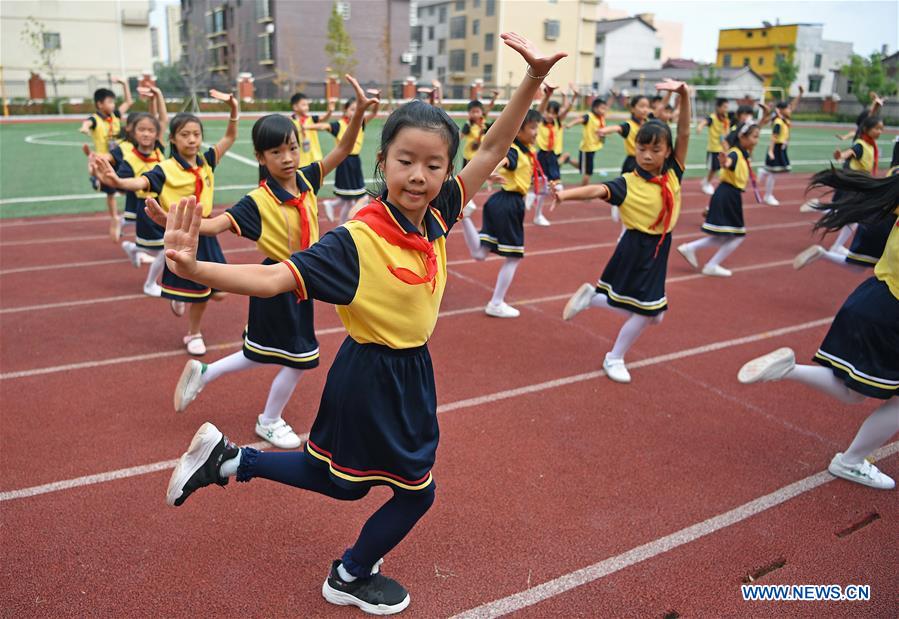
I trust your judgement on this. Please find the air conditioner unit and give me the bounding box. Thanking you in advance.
[401,51,415,64]
[122,9,150,27]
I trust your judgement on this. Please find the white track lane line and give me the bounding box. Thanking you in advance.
[0,315,835,502]
[450,441,899,619]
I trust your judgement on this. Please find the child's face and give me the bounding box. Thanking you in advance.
[345,102,357,117]
[545,108,558,122]
[740,128,760,152]
[255,131,301,181]
[867,121,884,140]
[658,108,672,123]
[717,102,729,117]
[635,137,671,173]
[780,106,791,119]
[594,103,607,116]
[632,98,650,121]
[380,127,451,215]
[292,98,310,116]
[738,112,753,124]
[97,96,116,116]
[517,120,538,146]
[469,106,484,122]
[133,118,158,149]
[172,121,203,158]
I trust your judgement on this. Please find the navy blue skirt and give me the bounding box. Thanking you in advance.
[243,260,319,369]
[596,228,671,316]
[479,190,525,258]
[123,192,138,221]
[765,143,791,172]
[621,155,637,175]
[304,337,437,493]
[702,182,746,236]
[537,150,561,181]
[334,154,366,197]
[161,235,226,303]
[846,215,897,267]
[135,198,165,250]
[814,277,899,399]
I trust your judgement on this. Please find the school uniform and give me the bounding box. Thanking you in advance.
[479,139,542,258]
[117,142,166,249]
[845,161,894,267]
[292,113,325,168]
[280,178,466,492]
[87,111,123,194]
[225,164,323,369]
[143,147,226,303]
[578,112,605,177]
[618,116,642,174]
[595,157,684,316]
[329,117,366,198]
[536,118,562,182]
[813,214,899,399]
[460,119,487,168]
[701,146,753,236]
[705,114,730,172]
[764,116,791,172]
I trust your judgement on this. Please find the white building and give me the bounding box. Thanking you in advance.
[592,17,664,94]
[794,25,852,98]
[611,66,765,107]
[166,3,182,64]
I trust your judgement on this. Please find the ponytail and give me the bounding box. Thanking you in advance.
[809,167,899,232]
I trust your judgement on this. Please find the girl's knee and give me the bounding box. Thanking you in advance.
[395,485,435,516]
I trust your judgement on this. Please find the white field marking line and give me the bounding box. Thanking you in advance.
[23,131,85,147]
[0,214,108,227]
[0,183,256,208]
[0,316,837,502]
[0,294,145,315]
[0,258,799,380]
[0,233,110,246]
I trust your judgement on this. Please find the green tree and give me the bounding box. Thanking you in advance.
[325,2,356,76]
[770,46,799,100]
[153,61,186,98]
[690,65,721,102]
[20,16,64,98]
[841,53,898,105]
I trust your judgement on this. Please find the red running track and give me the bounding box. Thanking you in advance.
[1,175,896,618]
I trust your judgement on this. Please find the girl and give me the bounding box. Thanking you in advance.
[738,168,899,490]
[564,96,607,187]
[327,95,380,223]
[598,94,650,223]
[695,97,730,195]
[795,116,886,267]
[551,80,691,384]
[95,89,239,355]
[676,121,761,277]
[460,108,544,318]
[756,86,803,206]
[531,84,572,226]
[149,77,374,449]
[163,33,566,615]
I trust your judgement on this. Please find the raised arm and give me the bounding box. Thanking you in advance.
[114,76,133,115]
[537,83,555,115]
[558,90,572,120]
[656,80,691,165]
[320,75,378,177]
[457,32,567,195]
[484,90,499,115]
[789,85,803,113]
[209,89,239,158]
[365,91,381,122]
[152,86,169,136]
[756,102,771,128]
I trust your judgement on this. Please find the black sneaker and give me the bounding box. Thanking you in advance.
[321,559,410,615]
[166,422,239,507]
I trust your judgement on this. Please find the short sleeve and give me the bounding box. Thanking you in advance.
[117,159,135,180]
[705,115,713,126]
[604,176,627,206]
[667,156,685,182]
[312,114,320,123]
[109,145,124,167]
[298,161,323,194]
[505,147,519,171]
[86,116,97,130]
[329,121,340,137]
[113,110,122,119]
[850,143,864,160]
[619,122,630,138]
[461,123,471,135]
[727,152,739,169]
[772,123,782,136]
[431,177,465,227]
[143,164,166,194]
[582,114,589,124]
[725,130,737,147]
[284,226,360,305]
[203,146,218,171]
[225,195,262,242]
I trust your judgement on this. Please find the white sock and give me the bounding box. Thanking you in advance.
[219,448,241,478]
[260,367,304,425]
[681,236,722,254]
[609,313,654,360]
[462,217,488,259]
[705,237,744,269]
[145,251,165,289]
[842,401,899,465]
[785,365,866,404]
[764,173,775,197]
[534,195,545,220]
[588,292,631,317]
[338,200,353,223]
[490,258,520,306]
[525,192,536,210]
[337,563,357,582]
[202,351,260,386]
[829,224,856,251]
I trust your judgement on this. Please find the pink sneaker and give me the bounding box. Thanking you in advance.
[183,333,206,356]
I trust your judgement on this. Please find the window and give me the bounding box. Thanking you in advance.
[814,53,822,69]
[596,33,605,44]
[654,47,661,60]
[746,31,753,38]
[42,32,60,50]
[455,0,465,10]
[438,6,447,23]
[723,53,732,67]
[438,39,446,54]
[758,56,764,65]
[473,19,479,35]
[212,8,226,32]
[484,33,494,51]
[427,56,434,71]
[808,75,822,93]
[775,53,785,64]
[336,1,350,20]
[438,66,446,81]
[428,26,434,40]
[544,19,560,41]
[483,63,493,82]
[472,52,479,67]
[450,16,466,39]
[743,57,751,67]
[594,57,601,68]
[486,0,495,17]
[449,49,466,72]
[631,78,638,87]
[428,6,434,16]
[255,0,271,21]
[258,33,272,62]
[846,80,854,94]
[762,30,767,37]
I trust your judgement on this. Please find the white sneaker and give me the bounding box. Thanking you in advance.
[485,302,520,318]
[524,192,536,211]
[737,347,795,384]
[799,199,820,213]
[171,300,187,317]
[676,244,699,270]
[554,183,564,192]
[143,282,162,297]
[562,283,596,321]
[255,416,302,449]
[603,355,631,383]
[184,333,206,356]
[611,205,620,222]
[702,264,732,277]
[793,245,826,270]
[121,241,141,268]
[828,453,895,490]
[462,200,477,218]
[174,359,206,412]
[831,245,850,257]
[701,182,715,196]
[764,194,780,207]
[533,214,551,226]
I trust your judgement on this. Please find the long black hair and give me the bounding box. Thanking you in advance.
[251,114,299,182]
[168,113,203,158]
[810,168,899,232]
[126,112,161,145]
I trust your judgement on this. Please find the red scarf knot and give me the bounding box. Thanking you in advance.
[131,146,160,164]
[861,134,879,176]
[645,172,676,257]
[184,163,205,202]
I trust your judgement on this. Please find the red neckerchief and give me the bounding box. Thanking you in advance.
[860,134,879,175]
[717,113,730,135]
[645,171,675,257]
[261,179,310,251]
[297,113,308,138]
[546,120,555,151]
[353,199,438,292]
[182,156,205,201]
[526,148,547,194]
[131,146,160,164]
[103,114,115,138]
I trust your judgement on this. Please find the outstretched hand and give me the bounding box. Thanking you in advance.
[164,196,201,279]
[655,79,688,95]
[346,74,379,112]
[93,155,117,185]
[500,32,567,78]
[832,148,843,161]
[717,151,728,169]
[209,89,238,112]
[144,197,169,227]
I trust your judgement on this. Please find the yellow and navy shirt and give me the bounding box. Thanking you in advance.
[579,112,605,152]
[225,163,323,262]
[329,118,365,155]
[461,120,487,161]
[771,116,790,145]
[618,116,643,156]
[117,141,166,213]
[846,139,876,174]
[720,146,751,191]
[498,139,536,195]
[873,208,899,300]
[705,114,730,153]
[282,178,466,349]
[536,118,562,155]
[143,146,218,216]
[87,110,122,154]
[292,114,325,167]
[603,156,684,235]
